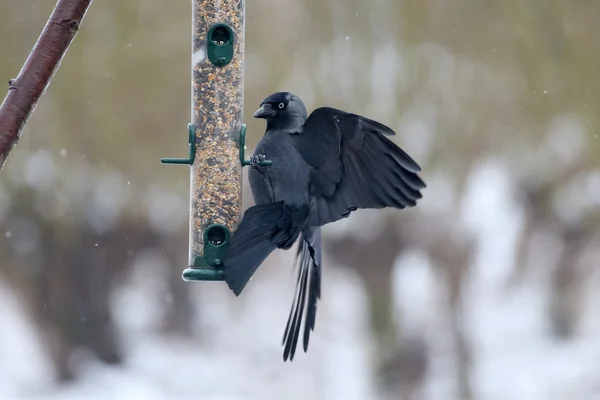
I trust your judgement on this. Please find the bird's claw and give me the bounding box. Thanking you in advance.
[250,154,267,167]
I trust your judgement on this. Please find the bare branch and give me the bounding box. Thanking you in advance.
[0,0,94,169]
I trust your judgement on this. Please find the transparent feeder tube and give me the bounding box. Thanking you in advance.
[189,0,244,269]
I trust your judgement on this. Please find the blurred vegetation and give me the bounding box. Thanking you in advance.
[1,0,599,397]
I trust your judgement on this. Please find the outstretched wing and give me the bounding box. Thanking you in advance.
[291,107,426,226]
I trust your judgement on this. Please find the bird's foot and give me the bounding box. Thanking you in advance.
[250,154,267,168]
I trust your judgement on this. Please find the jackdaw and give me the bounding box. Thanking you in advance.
[222,92,426,361]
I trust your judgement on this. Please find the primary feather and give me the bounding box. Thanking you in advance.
[291,107,426,226]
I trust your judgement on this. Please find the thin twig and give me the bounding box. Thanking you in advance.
[0,0,94,169]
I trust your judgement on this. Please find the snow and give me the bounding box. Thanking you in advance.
[1,160,600,399]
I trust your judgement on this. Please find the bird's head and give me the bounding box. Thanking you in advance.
[253,92,308,132]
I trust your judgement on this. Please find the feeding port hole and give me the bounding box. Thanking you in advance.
[206,225,227,246]
[210,26,230,45]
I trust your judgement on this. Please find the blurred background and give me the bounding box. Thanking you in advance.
[1,0,600,399]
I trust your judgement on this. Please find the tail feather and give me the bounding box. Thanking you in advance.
[282,226,322,361]
[222,201,306,296]
[222,202,283,296]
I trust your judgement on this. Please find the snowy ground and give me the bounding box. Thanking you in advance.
[1,160,600,400]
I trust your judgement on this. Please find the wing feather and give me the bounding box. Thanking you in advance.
[291,107,426,226]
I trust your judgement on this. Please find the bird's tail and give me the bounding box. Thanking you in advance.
[282,226,322,361]
[222,201,306,296]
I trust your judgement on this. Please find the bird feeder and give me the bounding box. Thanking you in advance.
[160,0,269,281]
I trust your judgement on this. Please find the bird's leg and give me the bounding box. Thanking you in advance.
[250,154,267,168]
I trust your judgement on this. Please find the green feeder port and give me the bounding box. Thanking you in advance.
[182,223,230,281]
[207,23,235,67]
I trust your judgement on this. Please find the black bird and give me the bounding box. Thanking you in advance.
[222,92,426,361]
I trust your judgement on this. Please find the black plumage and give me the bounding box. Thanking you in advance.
[222,92,426,361]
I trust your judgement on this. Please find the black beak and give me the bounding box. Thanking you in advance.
[253,103,277,119]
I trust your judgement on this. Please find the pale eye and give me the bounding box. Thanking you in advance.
[278,102,285,109]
